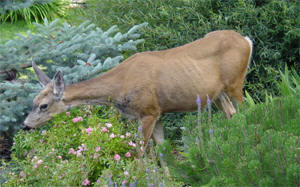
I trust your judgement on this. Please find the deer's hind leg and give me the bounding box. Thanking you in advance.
[214,91,237,118]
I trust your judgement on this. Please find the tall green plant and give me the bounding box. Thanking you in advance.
[159,68,300,186]
[0,0,68,23]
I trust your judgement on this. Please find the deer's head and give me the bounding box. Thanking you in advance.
[23,62,67,129]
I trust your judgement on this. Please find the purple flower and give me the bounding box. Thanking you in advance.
[196,95,201,106]
[138,125,143,132]
[209,129,214,135]
[206,94,211,105]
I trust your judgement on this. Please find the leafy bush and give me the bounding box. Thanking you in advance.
[80,0,299,101]
[0,19,146,138]
[0,0,69,23]
[1,106,181,186]
[159,69,300,186]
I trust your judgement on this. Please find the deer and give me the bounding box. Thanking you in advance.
[23,30,252,158]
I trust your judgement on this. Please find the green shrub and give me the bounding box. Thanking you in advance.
[159,69,300,186]
[1,106,181,186]
[0,0,69,23]
[79,0,299,101]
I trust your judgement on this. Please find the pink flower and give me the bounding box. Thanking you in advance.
[122,180,128,185]
[125,152,131,158]
[85,127,93,135]
[76,151,82,157]
[72,116,83,123]
[101,127,108,133]
[20,171,24,177]
[114,154,121,161]
[78,144,88,151]
[106,123,112,128]
[13,142,16,145]
[139,140,144,145]
[41,130,46,135]
[110,133,115,138]
[66,112,70,116]
[37,159,43,165]
[124,171,129,176]
[120,135,125,139]
[126,132,131,138]
[44,166,47,168]
[68,148,76,154]
[95,147,101,152]
[57,155,62,159]
[40,139,43,143]
[82,178,90,186]
[128,141,136,148]
[93,153,99,159]
[33,164,38,169]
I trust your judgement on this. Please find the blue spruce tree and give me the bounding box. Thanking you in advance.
[0,19,147,137]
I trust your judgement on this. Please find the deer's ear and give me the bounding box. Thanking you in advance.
[53,70,65,99]
[32,62,51,87]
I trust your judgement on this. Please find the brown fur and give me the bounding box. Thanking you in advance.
[25,30,252,148]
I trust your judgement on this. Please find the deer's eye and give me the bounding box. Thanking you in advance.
[40,104,48,111]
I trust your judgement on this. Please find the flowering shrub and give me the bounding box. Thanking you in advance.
[2,105,180,186]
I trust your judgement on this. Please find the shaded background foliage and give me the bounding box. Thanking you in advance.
[76,0,299,101]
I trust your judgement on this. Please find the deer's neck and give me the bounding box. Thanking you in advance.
[62,74,120,109]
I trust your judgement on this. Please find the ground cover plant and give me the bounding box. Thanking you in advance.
[159,69,300,186]
[1,106,181,186]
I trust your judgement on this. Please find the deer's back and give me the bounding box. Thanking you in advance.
[112,30,251,113]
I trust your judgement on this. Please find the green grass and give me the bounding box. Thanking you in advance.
[0,21,35,42]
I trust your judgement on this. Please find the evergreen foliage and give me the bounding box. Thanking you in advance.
[0,19,147,137]
[0,0,68,23]
[159,69,300,186]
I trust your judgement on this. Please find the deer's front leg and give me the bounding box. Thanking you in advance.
[140,115,159,147]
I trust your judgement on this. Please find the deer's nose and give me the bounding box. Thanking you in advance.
[21,124,32,131]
